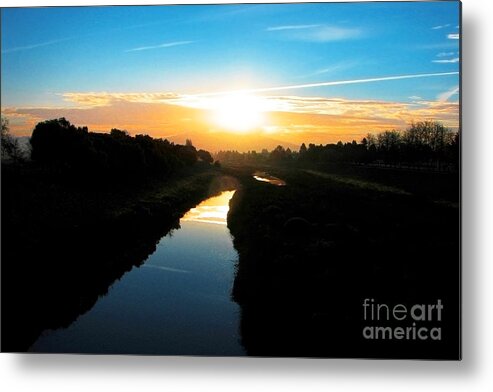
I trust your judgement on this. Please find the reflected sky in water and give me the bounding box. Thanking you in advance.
[30,190,244,356]
[181,190,235,225]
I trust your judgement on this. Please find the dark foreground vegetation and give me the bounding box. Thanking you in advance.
[219,121,460,358]
[1,118,228,352]
[226,162,459,359]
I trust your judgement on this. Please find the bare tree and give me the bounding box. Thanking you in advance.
[1,116,23,162]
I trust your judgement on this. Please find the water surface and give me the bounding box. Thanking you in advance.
[253,171,286,186]
[30,191,245,356]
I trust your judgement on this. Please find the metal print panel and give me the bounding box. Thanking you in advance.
[0,1,461,359]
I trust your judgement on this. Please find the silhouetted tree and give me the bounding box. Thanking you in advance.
[28,118,211,180]
[1,116,22,162]
[197,149,213,164]
[270,145,287,163]
[30,118,91,168]
[110,128,130,138]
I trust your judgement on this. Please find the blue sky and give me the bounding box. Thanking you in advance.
[0,2,460,148]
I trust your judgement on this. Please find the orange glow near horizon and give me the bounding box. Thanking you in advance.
[2,91,460,152]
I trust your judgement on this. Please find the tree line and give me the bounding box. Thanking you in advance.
[1,117,215,181]
[2,118,459,173]
[215,121,460,171]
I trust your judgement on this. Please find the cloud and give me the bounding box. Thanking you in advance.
[1,22,191,54]
[0,107,45,131]
[266,24,321,31]
[438,86,459,102]
[448,33,460,40]
[263,97,459,145]
[437,52,456,57]
[303,61,357,78]
[125,41,194,52]
[272,96,408,117]
[418,42,459,50]
[432,24,451,30]
[3,100,205,137]
[61,92,181,107]
[267,24,361,42]
[313,67,341,76]
[432,58,459,64]
[298,26,361,42]
[1,38,70,54]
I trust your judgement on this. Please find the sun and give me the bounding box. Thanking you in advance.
[211,93,266,133]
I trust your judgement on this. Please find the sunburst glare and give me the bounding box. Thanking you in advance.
[211,93,267,133]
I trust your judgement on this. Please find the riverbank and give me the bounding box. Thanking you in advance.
[226,164,460,359]
[1,164,236,352]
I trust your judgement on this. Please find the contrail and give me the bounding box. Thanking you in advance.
[1,38,71,54]
[192,71,459,97]
[125,40,194,52]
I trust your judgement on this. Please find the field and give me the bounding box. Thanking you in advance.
[226,163,460,358]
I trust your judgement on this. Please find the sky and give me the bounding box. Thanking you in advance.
[1,1,460,151]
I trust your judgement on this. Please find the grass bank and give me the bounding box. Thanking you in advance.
[226,164,460,359]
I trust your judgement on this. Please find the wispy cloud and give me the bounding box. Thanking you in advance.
[304,61,357,78]
[432,24,451,30]
[313,67,340,76]
[261,94,459,142]
[1,38,70,54]
[266,24,321,31]
[438,86,459,102]
[432,57,459,64]
[267,24,361,42]
[418,42,459,50]
[308,26,361,42]
[125,40,194,53]
[448,33,460,40]
[1,22,193,54]
[437,52,456,57]
[61,92,180,107]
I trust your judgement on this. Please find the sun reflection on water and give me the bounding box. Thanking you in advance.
[253,172,286,186]
[181,190,236,225]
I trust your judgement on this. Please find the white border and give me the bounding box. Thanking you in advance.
[2,1,493,391]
